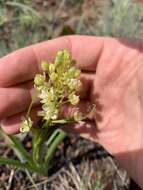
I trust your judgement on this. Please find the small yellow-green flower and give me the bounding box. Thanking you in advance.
[20,117,33,133]
[73,110,83,122]
[68,78,82,91]
[49,64,55,74]
[68,94,79,105]
[41,61,49,72]
[34,74,45,87]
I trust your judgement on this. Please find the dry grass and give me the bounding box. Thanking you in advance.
[24,157,129,190]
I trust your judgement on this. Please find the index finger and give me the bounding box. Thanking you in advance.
[0,35,104,87]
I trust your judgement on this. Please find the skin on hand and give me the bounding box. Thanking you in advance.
[0,35,143,188]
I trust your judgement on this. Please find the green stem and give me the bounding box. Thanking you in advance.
[32,125,56,165]
[32,129,44,165]
[27,98,34,116]
[45,130,67,168]
[46,129,59,146]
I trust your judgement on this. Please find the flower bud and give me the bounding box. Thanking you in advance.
[68,67,81,78]
[20,117,33,133]
[55,51,63,65]
[41,61,49,72]
[73,110,83,122]
[49,64,55,73]
[34,74,45,86]
[50,72,58,81]
[68,79,82,91]
[68,94,79,105]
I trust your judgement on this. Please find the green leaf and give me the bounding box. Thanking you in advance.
[45,130,67,167]
[0,156,46,175]
[1,131,33,165]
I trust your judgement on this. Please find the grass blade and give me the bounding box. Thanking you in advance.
[45,130,66,167]
[1,131,34,165]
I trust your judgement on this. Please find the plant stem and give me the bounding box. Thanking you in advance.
[45,130,67,168]
[32,129,44,165]
[32,123,59,165]
[46,129,60,146]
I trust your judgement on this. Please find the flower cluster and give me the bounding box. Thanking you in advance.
[20,49,82,132]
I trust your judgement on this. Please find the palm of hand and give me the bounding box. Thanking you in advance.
[88,39,143,186]
[87,39,143,156]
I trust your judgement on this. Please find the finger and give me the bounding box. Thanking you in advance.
[79,72,94,99]
[0,106,41,134]
[0,72,93,119]
[0,35,104,87]
[0,105,97,140]
[61,101,97,141]
[1,100,96,136]
[59,100,92,117]
[59,99,97,127]
[0,100,90,135]
[0,81,39,119]
[59,100,98,142]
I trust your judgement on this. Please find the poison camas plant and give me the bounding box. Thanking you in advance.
[20,49,83,133]
[0,49,87,175]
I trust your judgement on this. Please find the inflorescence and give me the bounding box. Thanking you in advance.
[20,49,83,132]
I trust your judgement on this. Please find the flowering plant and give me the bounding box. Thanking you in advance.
[21,49,83,133]
[0,49,84,176]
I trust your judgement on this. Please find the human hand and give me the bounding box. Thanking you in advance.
[0,35,143,188]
